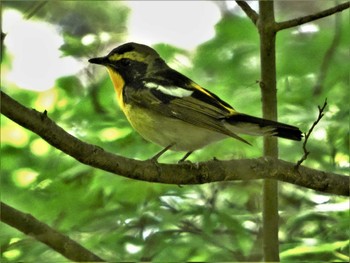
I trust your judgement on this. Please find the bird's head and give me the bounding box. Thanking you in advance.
[89,42,167,83]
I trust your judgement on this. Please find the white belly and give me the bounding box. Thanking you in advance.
[123,104,226,151]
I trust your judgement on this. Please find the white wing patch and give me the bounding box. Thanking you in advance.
[144,82,193,98]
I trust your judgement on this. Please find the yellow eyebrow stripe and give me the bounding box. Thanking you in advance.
[109,51,147,63]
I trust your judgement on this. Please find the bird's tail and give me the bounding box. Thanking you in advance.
[226,114,303,141]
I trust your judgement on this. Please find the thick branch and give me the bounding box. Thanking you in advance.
[1,91,348,196]
[235,1,259,25]
[0,202,104,262]
[276,2,350,31]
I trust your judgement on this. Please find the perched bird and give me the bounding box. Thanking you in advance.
[89,42,302,161]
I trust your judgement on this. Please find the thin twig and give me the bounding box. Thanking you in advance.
[276,2,350,31]
[313,11,342,95]
[235,1,259,25]
[296,99,328,168]
[25,1,48,20]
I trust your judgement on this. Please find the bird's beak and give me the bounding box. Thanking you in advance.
[88,56,108,65]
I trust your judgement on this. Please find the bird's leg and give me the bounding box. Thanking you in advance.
[178,151,193,163]
[151,143,175,162]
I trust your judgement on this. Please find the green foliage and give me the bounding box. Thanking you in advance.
[1,2,349,262]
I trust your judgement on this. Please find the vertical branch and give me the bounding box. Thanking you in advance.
[258,0,280,261]
[313,12,342,95]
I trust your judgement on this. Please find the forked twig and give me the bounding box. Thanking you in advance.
[296,99,328,168]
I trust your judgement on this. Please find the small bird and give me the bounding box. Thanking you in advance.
[89,42,302,161]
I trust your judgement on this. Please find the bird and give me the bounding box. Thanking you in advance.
[89,42,302,161]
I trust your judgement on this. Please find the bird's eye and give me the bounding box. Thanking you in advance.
[121,59,131,66]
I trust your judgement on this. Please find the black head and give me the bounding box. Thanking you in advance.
[89,42,167,82]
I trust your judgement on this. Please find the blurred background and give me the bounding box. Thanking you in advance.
[1,1,349,261]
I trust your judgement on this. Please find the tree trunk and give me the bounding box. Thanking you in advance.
[258,1,280,261]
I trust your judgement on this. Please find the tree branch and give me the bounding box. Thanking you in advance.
[275,2,350,31]
[235,1,259,25]
[24,1,48,20]
[1,91,348,196]
[313,12,342,95]
[0,202,105,262]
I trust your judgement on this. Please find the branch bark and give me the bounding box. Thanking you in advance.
[0,202,105,262]
[275,1,350,31]
[1,91,348,196]
[235,1,259,25]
